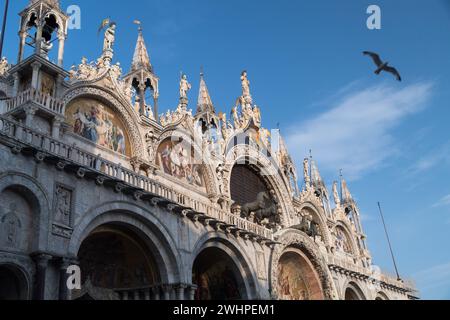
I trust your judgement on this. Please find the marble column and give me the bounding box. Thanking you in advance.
[18,31,27,63]
[52,117,64,139]
[33,254,53,300]
[151,286,161,300]
[189,285,198,301]
[58,258,73,301]
[25,106,38,127]
[57,33,66,67]
[12,73,20,96]
[162,284,172,300]
[176,284,187,300]
[31,62,42,90]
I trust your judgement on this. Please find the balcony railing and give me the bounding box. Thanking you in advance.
[6,88,65,114]
[0,116,273,240]
[328,254,416,292]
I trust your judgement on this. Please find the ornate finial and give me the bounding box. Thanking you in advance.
[133,20,142,32]
[197,70,215,114]
[131,24,152,71]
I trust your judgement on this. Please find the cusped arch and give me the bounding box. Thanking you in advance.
[271,229,337,300]
[0,172,51,251]
[191,232,259,299]
[68,201,183,284]
[43,10,66,33]
[63,86,145,158]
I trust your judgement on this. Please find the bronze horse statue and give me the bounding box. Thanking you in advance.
[241,192,271,219]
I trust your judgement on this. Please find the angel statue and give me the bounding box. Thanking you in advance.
[332,181,341,207]
[98,18,117,52]
[179,73,191,99]
[241,70,252,104]
[241,71,250,97]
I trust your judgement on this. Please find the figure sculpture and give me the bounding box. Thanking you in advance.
[179,73,191,99]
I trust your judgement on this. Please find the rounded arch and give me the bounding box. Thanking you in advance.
[224,144,294,227]
[77,224,161,289]
[271,229,337,300]
[296,202,332,248]
[156,127,219,197]
[63,86,145,159]
[344,281,366,300]
[277,248,324,300]
[68,201,183,284]
[0,263,31,300]
[334,221,359,256]
[376,291,390,300]
[191,232,259,300]
[0,172,51,251]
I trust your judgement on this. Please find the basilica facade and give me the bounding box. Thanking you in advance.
[0,0,417,301]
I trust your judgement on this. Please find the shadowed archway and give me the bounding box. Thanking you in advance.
[192,247,246,300]
[0,265,29,300]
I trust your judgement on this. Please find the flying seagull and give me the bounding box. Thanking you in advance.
[363,51,402,82]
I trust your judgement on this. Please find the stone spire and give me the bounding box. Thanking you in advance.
[197,72,215,114]
[341,178,354,204]
[131,28,152,72]
[123,26,159,119]
[311,160,325,189]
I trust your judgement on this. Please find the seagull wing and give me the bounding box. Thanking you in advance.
[384,66,402,81]
[363,51,383,67]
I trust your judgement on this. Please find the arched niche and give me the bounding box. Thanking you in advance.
[270,230,336,300]
[296,203,331,247]
[65,97,131,156]
[230,164,280,227]
[277,248,324,300]
[191,235,258,300]
[0,264,30,300]
[77,224,160,290]
[192,247,244,300]
[376,291,390,300]
[334,224,355,255]
[344,282,366,300]
[155,136,207,191]
[0,186,37,253]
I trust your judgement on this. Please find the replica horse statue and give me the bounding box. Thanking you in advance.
[241,191,271,219]
[254,202,279,225]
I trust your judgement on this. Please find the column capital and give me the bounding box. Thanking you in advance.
[25,105,39,116]
[31,61,42,70]
[33,253,53,267]
[53,116,65,126]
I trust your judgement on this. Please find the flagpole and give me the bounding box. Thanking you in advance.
[377,202,402,281]
[0,0,9,58]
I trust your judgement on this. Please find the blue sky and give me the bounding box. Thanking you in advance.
[2,0,450,299]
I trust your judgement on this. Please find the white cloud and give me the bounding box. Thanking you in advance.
[409,142,450,174]
[432,194,450,208]
[286,82,433,180]
[413,262,450,299]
